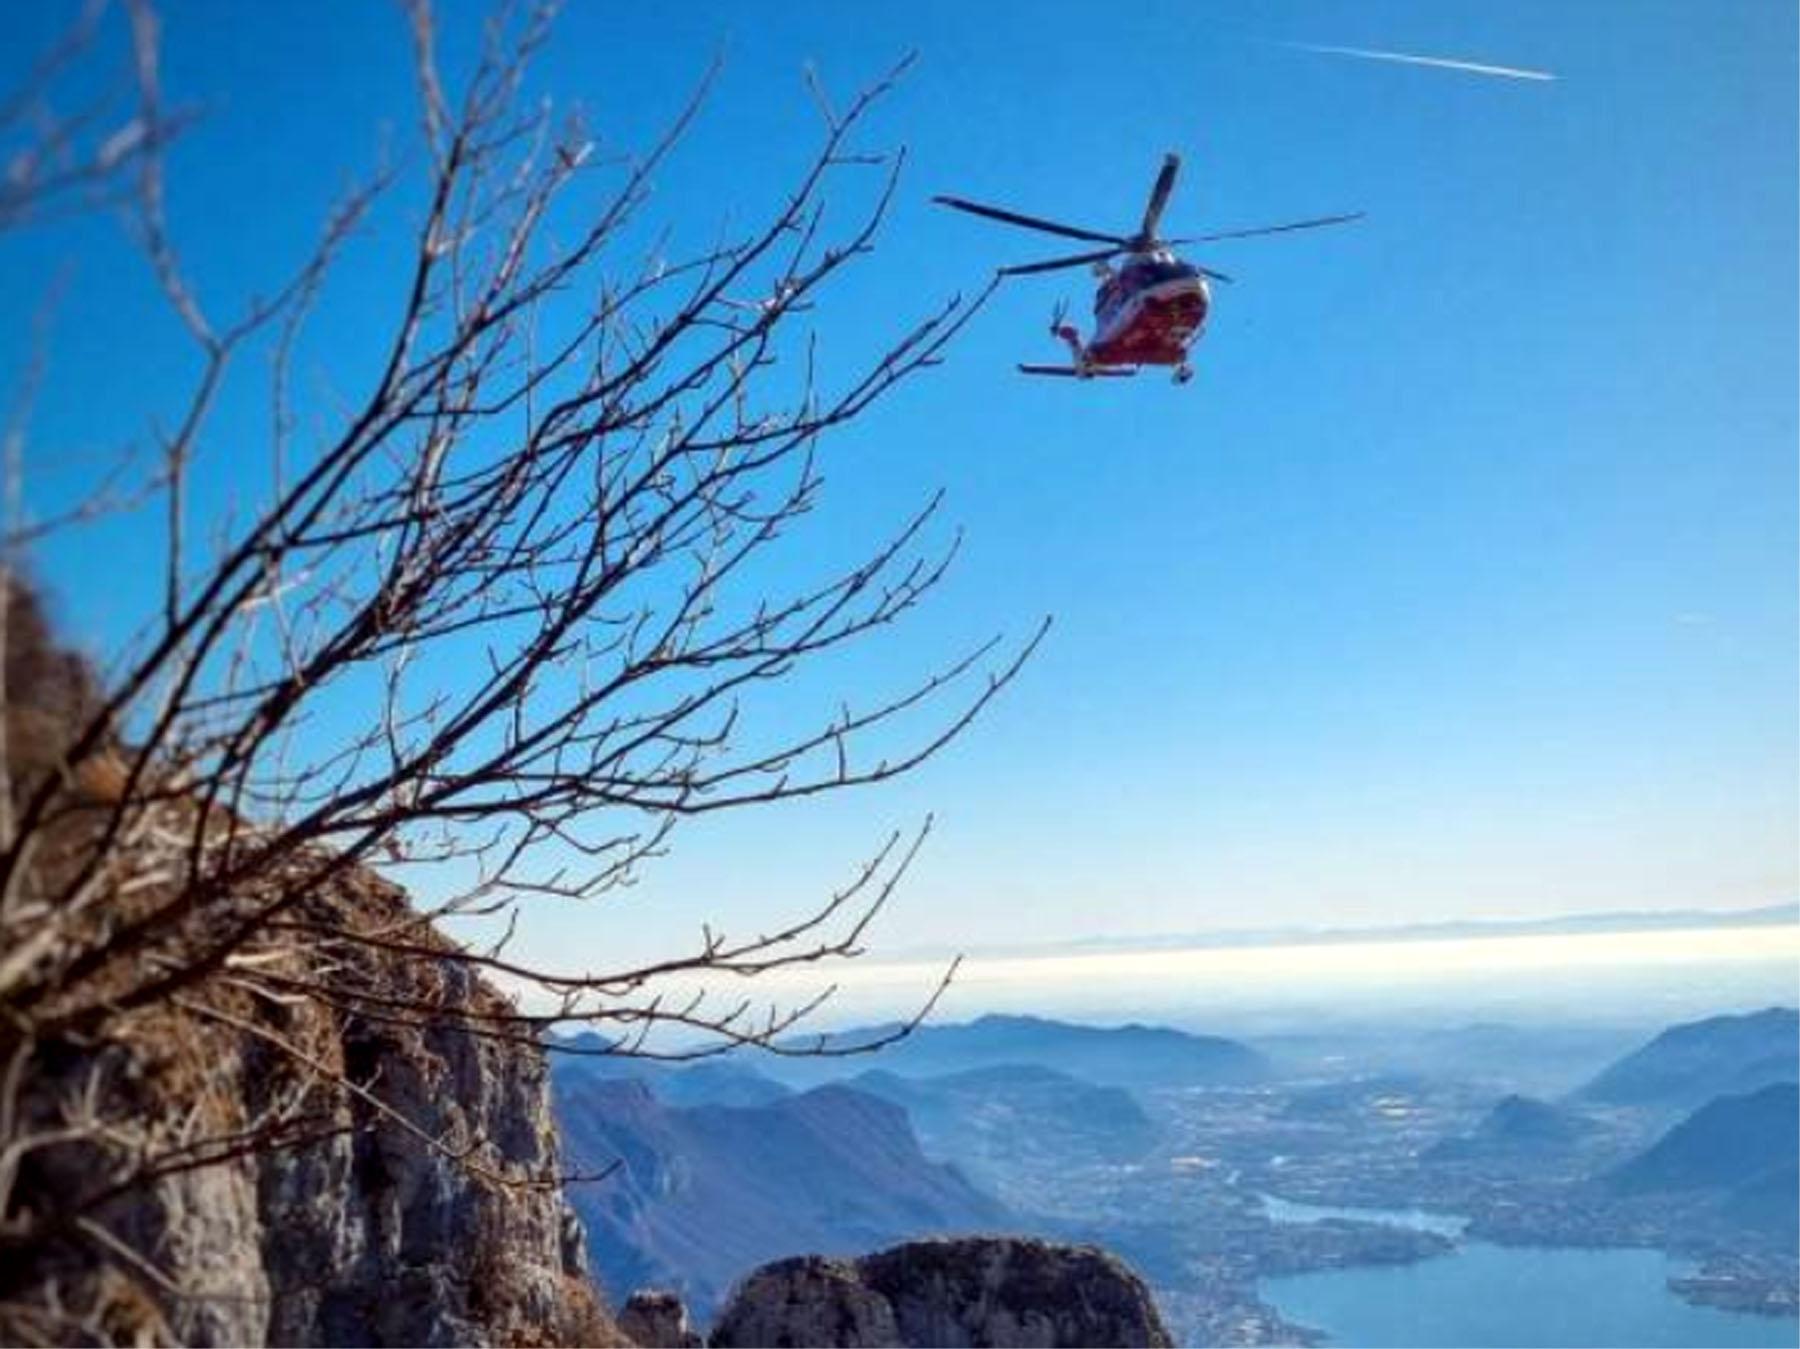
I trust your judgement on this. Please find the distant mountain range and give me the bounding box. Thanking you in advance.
[1575,1007,1798,1112]
[848,1064,1159,1192]
[1608,1082,1799,1196]
[552,1044,794,1108]
[1605,1082,1800,1249]
[549,1012,1262,1317]
[884,902,1798,962]
[761,1013,1269,1091]
[553,1074,1010,1321]
[1563,1011,1800,1248]
[549,1003,1800,1330]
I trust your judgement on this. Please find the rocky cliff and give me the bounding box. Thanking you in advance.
[0,583,618,1347]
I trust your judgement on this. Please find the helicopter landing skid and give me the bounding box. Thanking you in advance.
[1018,363,1136,378]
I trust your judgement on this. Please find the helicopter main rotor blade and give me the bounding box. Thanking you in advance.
[1139,153,1180,242]
[1172,212,1366,245]
[933,195,1127,246]
[1001,249,1234,281]
[998,247,1126,276]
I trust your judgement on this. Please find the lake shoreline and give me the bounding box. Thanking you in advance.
[1257,1194,1799,1348]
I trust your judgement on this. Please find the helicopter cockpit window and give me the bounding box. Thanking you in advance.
[1117,256,1192,290]
[1096,254,1202,315]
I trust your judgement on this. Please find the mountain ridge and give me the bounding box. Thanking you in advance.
[758,1012,1269,1091]
[1576,1007,1798,1111]
[849,1063,1160,1192]
[1608,1083,1800,1196]
[553,1071,1012,1322]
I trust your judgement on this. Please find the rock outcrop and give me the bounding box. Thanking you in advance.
[708,1237,1173,1348]
[618,1290,705,1348]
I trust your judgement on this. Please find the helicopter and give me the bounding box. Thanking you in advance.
[935,154,1361,383]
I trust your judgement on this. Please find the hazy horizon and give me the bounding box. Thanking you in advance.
[523,915,1800,1044]
[865,897,1800,963]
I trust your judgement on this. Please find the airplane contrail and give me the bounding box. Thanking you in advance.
[1286,42,1557,83]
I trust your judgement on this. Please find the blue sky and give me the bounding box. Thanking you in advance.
[1,1,1794,971]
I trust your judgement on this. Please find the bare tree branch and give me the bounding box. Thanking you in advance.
[0,3,1036,1335]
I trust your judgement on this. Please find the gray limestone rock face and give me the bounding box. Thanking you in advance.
[707,1237,1172,1348]
[2,866,620,1348]
[253,956,609,1347]
[709,1256,903,1348]
[0,586,616,1346]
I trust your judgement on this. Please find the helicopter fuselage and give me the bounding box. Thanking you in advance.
[1085,252,1210,368]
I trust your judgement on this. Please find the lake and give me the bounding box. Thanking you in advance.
[1259,1196,1800,1348]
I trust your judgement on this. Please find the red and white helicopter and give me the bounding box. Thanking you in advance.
[935,154,1361,383]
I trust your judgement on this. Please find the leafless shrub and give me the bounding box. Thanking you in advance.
[0,0,1038,1338]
